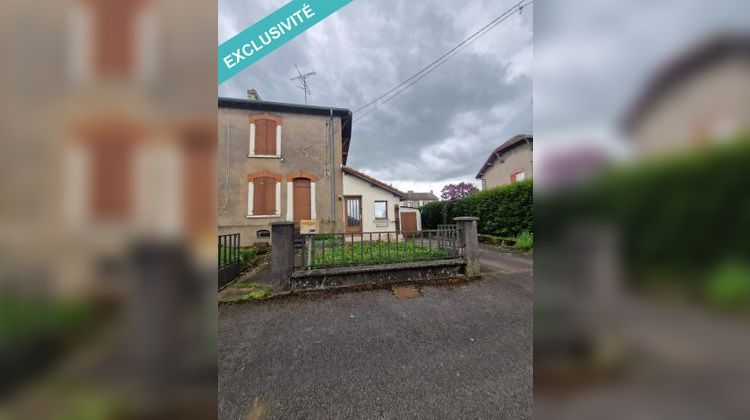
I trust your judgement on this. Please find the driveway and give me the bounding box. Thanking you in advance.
[218,247,532,419]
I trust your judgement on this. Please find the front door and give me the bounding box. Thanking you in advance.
[344,196,362,234]
[292,178,311,222]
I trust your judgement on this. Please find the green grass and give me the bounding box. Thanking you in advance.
[219,246,264,265]
[0,295,94,347]
[309,241,448,268]
[515,230,533,252]
[705,260,750,311]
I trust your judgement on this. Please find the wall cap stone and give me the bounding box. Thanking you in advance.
[453,217,480,221]
[291,258,464,279]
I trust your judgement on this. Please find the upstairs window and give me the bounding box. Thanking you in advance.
[511,170,526,183]
[249,114,282,157]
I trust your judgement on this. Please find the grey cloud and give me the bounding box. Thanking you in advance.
[219,0,533,187]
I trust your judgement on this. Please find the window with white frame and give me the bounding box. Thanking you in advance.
[249,114,282,158]
[247,174,281,217]
[374,201,388,219]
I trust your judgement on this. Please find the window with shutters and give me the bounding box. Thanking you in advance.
[252,177,276,215]
[88,0,146,76]
[249,114,282,157]
[247,172,281,217]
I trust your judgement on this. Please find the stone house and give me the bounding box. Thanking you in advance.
[218,92,353,245]
[622,35,750,157]
[475,134,533,190]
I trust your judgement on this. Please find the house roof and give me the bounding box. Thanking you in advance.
[475,134,533,179]
[218,97,353,164]
[621,34,750,133]
[404,191,438,201]
[342,166,407,199]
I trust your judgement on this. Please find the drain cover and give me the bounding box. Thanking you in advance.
[392,285,421,299]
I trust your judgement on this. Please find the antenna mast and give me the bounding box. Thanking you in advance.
[290,64,316,104]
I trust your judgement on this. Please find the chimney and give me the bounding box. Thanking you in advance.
[247,89,261,101]
[430,190,433,195]
[408,190,414,194]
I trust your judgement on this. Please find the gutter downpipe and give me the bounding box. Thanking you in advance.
[329,109,336,230]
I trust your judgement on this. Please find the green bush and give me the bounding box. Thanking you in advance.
[421,181,533,238]
[219,246,265,265]
[705,261,750,311]
[515,230,533,252]
[538,136,750,278]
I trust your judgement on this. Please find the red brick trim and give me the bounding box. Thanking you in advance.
[286,171,319,181]
[248,171,281,181]
[249,113,283,124]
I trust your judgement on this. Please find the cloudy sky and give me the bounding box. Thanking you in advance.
[219,0,533,195]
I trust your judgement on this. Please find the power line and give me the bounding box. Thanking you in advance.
[353,0,532,122]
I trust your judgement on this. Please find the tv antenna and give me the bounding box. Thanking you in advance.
[290,64,316,104]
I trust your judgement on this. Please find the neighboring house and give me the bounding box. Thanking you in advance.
[342,166,408,233]
[218,92,353,245]
[622,35,750,157]
[475,134,533,189]
[401,191,438,208]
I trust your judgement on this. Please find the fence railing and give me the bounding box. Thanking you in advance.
[218,233,241,288]
[294,226,462,270]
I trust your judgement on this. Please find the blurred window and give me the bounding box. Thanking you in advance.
[90,0,144,77]
[511,170,526,183]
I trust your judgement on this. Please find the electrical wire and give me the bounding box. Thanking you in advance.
[353,0,533,122]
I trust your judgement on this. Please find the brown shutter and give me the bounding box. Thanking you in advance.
[252,177,276,215]
[266,121,277,155]
[265,177,276,214]
[90,136,132,220]
[92,0,142,76]
[254,120,266,154]
[253,119,278,155]
[253,178,264,215]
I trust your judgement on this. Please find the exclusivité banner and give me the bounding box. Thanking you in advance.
[218,0,354,84]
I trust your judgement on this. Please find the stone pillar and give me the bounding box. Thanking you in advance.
[454,217,480,278]
[271,221,295,290]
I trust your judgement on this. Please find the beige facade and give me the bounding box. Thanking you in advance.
[218,98,352,245]
[628,54,750,157]
[476,135,533,190]
[342,168,405,233]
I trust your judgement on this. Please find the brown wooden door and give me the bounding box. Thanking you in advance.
[401,212,417,237]
[344,196,362,234]
[293,178,311,222]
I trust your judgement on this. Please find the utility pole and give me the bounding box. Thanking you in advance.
[289,64,316,104]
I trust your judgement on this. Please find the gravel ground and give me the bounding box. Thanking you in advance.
[219,246,532,419]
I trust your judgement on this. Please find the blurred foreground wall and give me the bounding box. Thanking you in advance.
[1,0,217,418]
[535,0,750,419]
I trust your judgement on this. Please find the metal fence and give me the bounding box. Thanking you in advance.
[218,233,241,288]
[294,225,462,270]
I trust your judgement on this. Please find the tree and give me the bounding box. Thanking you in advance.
[440,182,478,201]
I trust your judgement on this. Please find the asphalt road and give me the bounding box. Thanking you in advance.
[218,245,532,419]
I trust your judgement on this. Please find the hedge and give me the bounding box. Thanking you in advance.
[537,135,750,287]
[421,180,533,238]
